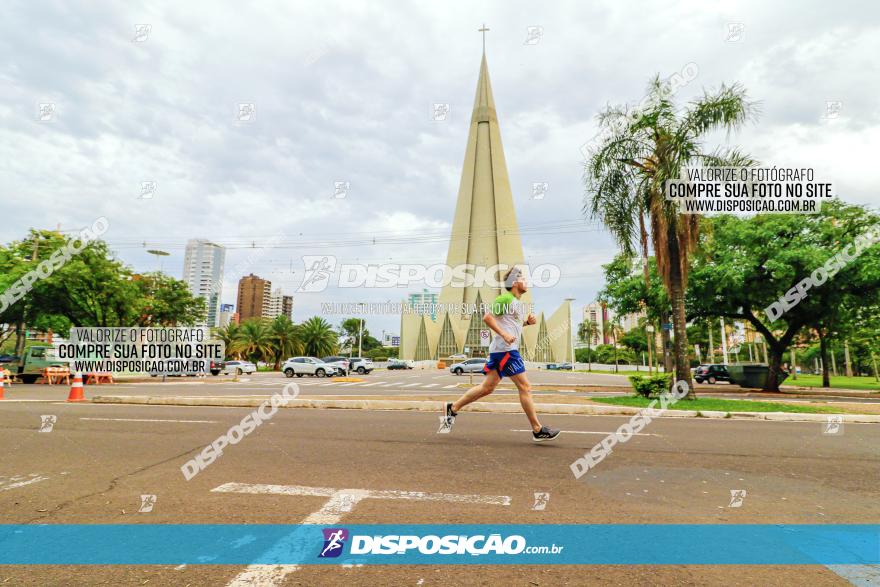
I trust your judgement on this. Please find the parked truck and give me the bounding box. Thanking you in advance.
[3,345,70,384]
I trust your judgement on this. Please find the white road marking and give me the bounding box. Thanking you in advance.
[510,429,660,437]
[339,382,370,387]
[403,383,422,388]
[224,490,367,586]
[217,483,510,586]
[0,474,49,492]
[423,383,439,388]
[80,417,219,424]
[443,384,459,389]
[825,564,880,586]
[212,482,511,506]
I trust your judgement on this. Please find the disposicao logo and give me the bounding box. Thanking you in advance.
[319,528,349,558]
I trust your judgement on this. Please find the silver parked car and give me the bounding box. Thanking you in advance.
[282,356,341,378]
[449,358,487,375]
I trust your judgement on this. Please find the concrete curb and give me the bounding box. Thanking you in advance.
[456,383,630,391]
[779,386,880,397]
[90,395,880,423]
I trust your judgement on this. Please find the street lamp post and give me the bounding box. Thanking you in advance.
[146,249,170,272]
[564,297,575,367]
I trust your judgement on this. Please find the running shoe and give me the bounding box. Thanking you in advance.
[532,425,561,442]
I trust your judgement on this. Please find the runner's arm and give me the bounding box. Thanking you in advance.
[483,312,516,344]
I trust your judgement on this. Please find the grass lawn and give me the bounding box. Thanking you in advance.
[571,370,880,392]
[572,369,658,376]
[784,374,880,391]
[591,396,840,414]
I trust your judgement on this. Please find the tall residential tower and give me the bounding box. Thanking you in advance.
[182,239,226,327]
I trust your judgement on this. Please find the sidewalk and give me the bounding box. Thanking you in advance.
[470,381,879,400]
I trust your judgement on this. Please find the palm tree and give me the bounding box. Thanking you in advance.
[270,315,302,370]
[234,318,274,364]
[584,76,757,393]
[299,316,337,357]
[578,320,598,372]
[213,322,241,359]
[602,318,624,373]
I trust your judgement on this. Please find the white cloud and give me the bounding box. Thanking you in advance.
[1,0,877,334]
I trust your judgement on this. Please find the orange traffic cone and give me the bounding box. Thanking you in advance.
[67,372,85,402]
[0,371,6,400]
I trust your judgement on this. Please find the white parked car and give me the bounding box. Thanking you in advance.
[321,356,352,375]
[224,360,257,375]
[347,357,374,374]
[282,357,340,378]
[449,358,487,375]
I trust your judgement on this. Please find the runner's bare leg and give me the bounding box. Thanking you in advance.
[452,370,501,413]
[508,372,542,432]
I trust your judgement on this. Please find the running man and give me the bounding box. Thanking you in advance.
[443,267,561,442]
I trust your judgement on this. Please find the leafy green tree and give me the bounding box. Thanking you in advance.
[130,272,206,326]
[339,318,369,349]
[585,76,757,392]
[598,254,672,371]
[687,201,880,390]
[620,329,648,354]
[2,230,203,358]
[300,316,337,357]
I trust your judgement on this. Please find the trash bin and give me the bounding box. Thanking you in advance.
[727,364,788,389]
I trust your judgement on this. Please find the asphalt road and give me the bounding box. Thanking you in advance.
[1,392,878,586]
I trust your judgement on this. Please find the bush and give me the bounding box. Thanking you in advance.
[628,374,673,398]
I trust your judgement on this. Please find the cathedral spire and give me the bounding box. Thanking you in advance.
[439,46,527,309]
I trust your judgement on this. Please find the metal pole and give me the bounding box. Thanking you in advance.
[564,298,575,367]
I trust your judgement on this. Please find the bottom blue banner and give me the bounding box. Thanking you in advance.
[0,524,877,565]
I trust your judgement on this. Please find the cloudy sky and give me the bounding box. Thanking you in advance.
[2,0,878,336]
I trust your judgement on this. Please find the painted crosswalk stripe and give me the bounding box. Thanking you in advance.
[423,383,439,388]
[510,429,659,437]
[217,482,509,586]
[443,384,459,389]
[80,417,218,424]
[403,383,422,387]
[0,474,49,492]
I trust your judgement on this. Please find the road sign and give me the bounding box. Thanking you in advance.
[479,329,491,347]
[662,323,673,331]
[390,336,400,347]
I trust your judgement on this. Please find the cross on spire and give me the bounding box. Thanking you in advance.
[478,23,490,53]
